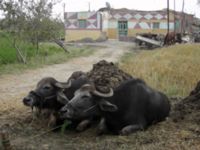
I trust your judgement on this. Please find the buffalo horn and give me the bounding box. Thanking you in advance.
[55,79,72,89]
[93,88,113,97]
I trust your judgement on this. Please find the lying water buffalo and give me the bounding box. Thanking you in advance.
[23,71,91,129]
[61,79,171,135]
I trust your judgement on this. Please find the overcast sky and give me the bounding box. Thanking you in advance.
[53,0,200,18]
[0,0,199,19]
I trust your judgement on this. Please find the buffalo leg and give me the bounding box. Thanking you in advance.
[30,107,41,125]
[96,118,108,135]
[76,119,91,131]
[48,112,57,128]
[120,124,144,135]
[41,109,52,118]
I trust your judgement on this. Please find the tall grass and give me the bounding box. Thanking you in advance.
[0,32,95,75]
[0,32,38,64]
[0,32,17,64]
[120,44,200,97]
[0,44,94,75]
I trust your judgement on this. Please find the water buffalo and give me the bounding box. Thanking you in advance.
[23,71,91,129]
[61,79,171,135]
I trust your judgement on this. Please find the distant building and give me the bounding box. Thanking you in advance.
[192,17,200,33]
[64,11,102,41]
[64,8,197,42]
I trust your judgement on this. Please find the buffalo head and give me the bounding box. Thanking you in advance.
[23,77,71,109]
[60,83,117,120]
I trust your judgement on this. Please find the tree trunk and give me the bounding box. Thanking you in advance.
[14,42,27,64]
[53,39,69,53]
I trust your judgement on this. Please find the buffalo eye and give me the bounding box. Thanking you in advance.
[82,95,90,99]
[43,85,52,90]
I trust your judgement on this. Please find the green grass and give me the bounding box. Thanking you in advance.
[120,44,200,97]
[0,44,94,75]
[0,31,96,75]
[0,32,39,64]
[0,32,17,64]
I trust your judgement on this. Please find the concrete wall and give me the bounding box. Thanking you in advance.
[65,30,102,41]
[64,11,102,42]
[107,28,170,39]
[64,10,194,41]
[106,20,174,39]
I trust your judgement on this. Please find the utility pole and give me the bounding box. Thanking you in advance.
[181,0,185,35]
[174,0,176,33]
[167,0,170,34]
[88,2,91,12]
[63,3,66,14]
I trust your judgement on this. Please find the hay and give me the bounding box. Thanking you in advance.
[172,81,200,124]
[86,60,133,92]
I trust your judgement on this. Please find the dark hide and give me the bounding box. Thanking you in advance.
[64,79,170,135]
[96,79,171,134]
[23,75,89,111]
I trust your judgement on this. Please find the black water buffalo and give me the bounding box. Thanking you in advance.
[23,71,91,128]
[61,79,170,135]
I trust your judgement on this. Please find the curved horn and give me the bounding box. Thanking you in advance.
[93,88,113,98]
[55,79,72,89]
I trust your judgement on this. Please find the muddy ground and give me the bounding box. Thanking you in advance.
[1,41,200,150]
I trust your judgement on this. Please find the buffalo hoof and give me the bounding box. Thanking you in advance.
[47,113,57,128]
[76,120,91,132]
[96,128,106,136]
[96,118,107,136]
[119,129,131,136]
[119,125,143,136]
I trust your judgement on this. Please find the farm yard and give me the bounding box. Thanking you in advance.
[0,40,200,150]
[1,0,200,149]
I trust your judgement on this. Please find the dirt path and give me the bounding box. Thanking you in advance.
[0,40,133,114]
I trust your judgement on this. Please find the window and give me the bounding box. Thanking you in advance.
[153,22,160,29]
[78,20,87,28]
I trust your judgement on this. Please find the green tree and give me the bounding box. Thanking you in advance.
[0,0,64,63]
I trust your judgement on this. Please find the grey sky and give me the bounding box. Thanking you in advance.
[0,0,199,19]
[53,0,200,18]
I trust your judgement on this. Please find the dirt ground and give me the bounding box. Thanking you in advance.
[0,41,200,150]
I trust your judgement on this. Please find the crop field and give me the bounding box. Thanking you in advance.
[120,44,200,97]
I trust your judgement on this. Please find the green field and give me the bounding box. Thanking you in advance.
[120,44,200,97]
[0,32,95,75]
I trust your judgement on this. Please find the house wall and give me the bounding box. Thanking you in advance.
[64,10,195,41]
[105,10,176,39]
[65,30,102,41]
[64,11,102,41]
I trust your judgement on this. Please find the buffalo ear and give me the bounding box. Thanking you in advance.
[98,100,118,112]
[56,90,69,104]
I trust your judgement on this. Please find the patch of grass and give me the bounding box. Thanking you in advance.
[0,32,17,64]
[0,32,39,64]
[120,44,200,97]
[0,44,95,75]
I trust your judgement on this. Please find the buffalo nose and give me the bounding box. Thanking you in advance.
[60,107,68,113]
[23,97,31,103]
